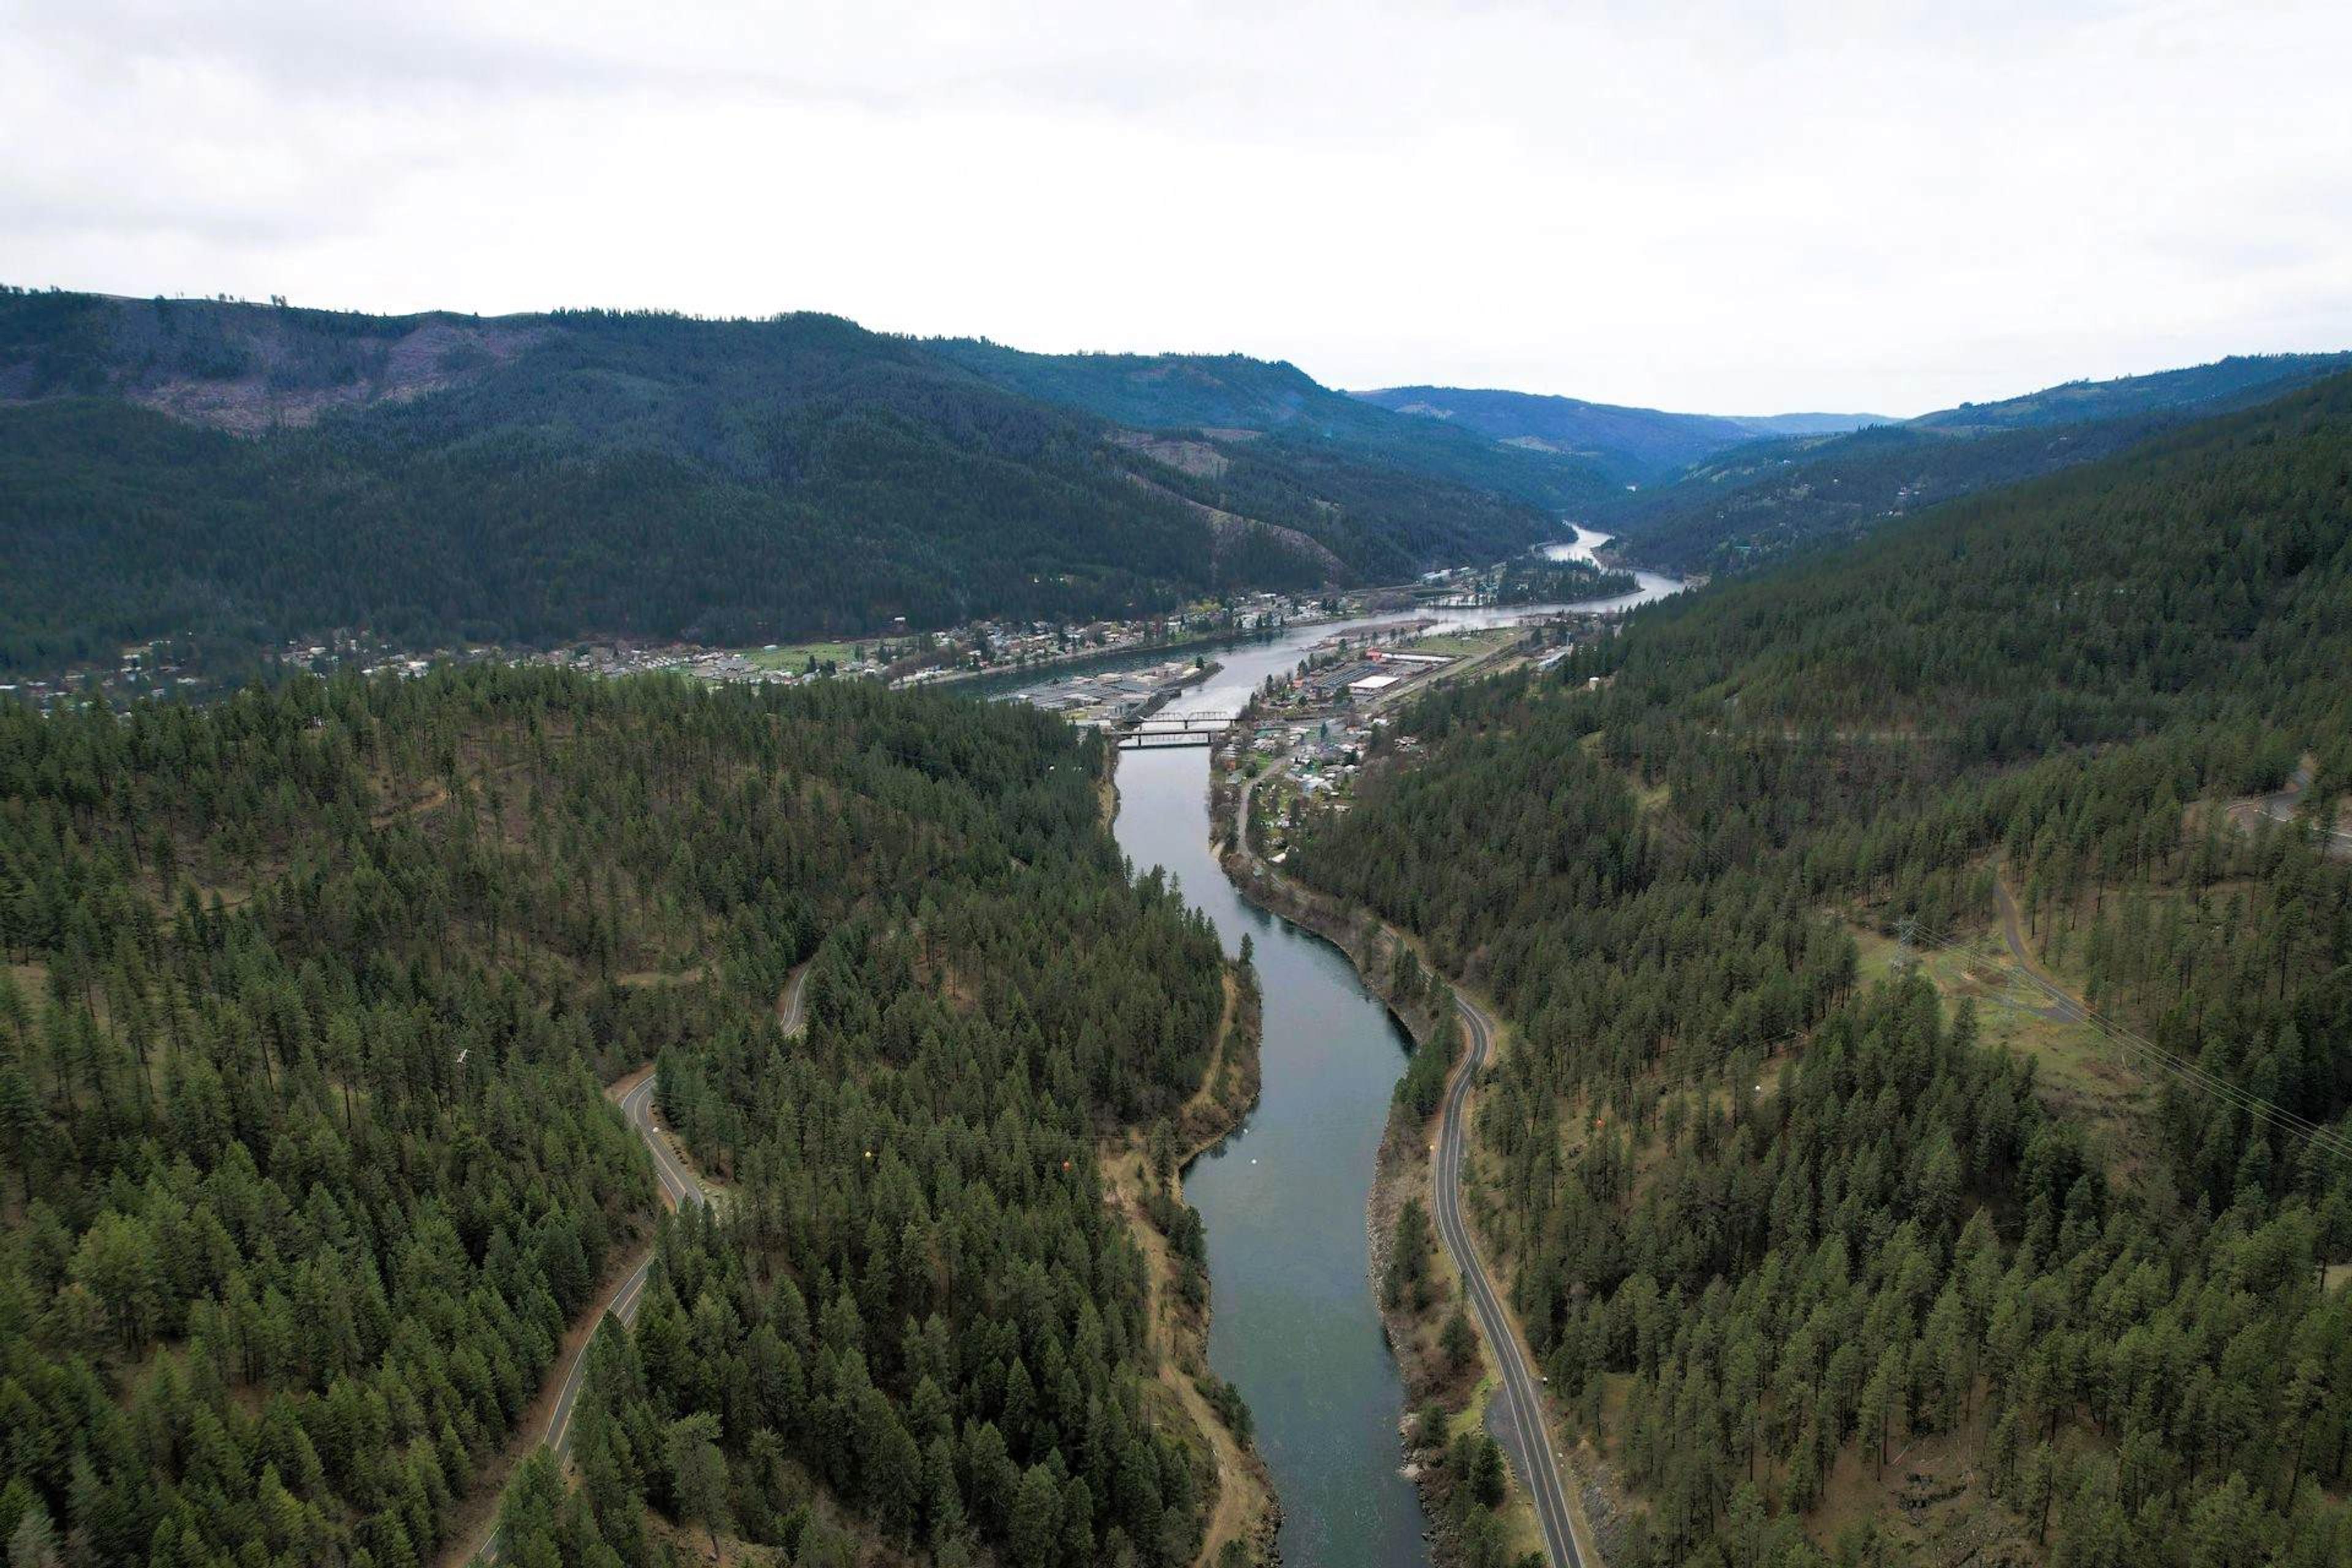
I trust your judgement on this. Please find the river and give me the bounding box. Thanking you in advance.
[1018,526,1682,1566]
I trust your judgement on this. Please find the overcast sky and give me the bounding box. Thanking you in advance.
[7,0,2350,415]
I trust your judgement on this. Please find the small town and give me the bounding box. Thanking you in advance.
[2,559,1617,716]
[2,590,1338,712]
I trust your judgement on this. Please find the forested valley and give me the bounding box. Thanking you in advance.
[1292,372,2352,1566]
[0,289,1578,680]
[0,665,1239,1568]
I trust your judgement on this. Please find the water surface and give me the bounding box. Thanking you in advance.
[1019,526,1683,1566]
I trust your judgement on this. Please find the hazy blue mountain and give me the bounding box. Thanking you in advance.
[1913,352,2352,432]
[1350,384,1882,484]
[1724,410,1890,437]
[1604,350,2352,573]
[927,339,1618,511]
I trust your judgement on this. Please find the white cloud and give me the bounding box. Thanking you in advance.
[4,0,2346,414]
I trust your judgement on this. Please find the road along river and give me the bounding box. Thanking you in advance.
[1013,527,1681,1566]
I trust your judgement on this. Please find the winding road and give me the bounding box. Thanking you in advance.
[1992,878,2087,1024]
[1231,759,1583,1564]
[778,961,811,1036]
[467,1069,715,1564]
[2253,763,2352,857]
[1437,993,1583,1568]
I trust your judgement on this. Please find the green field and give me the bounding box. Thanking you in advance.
[1850,922,2152,1167]
[736,639,864,671]
[1405,628,1515,658]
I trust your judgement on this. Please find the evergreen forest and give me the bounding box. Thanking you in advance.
[0,666,1237,1568]
[1292,371,2352,1567]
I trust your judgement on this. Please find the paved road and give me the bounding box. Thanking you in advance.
[470,1072,707,1564]
[1232,761,1580,1562]
[623,1071,712,1212]
[778,962,811,1036]
[2256,764,2352,856]
[1437,994,1582,1568]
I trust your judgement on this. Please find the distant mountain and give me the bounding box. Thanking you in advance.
[0,289,1572,676]
[1605,351,2352,573]
[1349,384,1884,484]
[1912,352,2352,432]
[1724,410,1889,437]
[927,340,1618,512]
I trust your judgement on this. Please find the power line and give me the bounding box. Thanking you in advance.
[1585,769,2352,1164]
[1901,912,2352,1167]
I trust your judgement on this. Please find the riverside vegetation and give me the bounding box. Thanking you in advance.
[1210,766,1536,1568]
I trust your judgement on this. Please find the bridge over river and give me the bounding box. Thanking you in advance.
[1101,709,1240,748]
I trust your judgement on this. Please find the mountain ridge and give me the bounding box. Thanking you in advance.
[1349,383,1885,484]
[0,289,1569,675]
[1284,363,2352,1568]
[1597,349,2352,573]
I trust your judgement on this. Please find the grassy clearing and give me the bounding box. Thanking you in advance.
[1446,1371,1547,1562]
[1408,628,1516,658]
[1852,923,2154,1166]
[1449,1370,1500,1442]
[5,960,47,1000]
[735,639,862,671]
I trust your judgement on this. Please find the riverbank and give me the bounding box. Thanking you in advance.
[1212,756,1607,1568]
[1102,745,1281,1567]
[932,625,1269,695]
[1014,551,1684,1565]
[1101,960,1281,1568]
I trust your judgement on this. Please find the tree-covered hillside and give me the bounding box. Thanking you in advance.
[1601,416,2180,578]
[1607,352,2352,575]
[0,666,1238,1568]
[927,338,1616,513]
[1914,353,2352,433]
[1350,385,1880,486]
[1289,373,2352,1566]
[0,290,1568,679]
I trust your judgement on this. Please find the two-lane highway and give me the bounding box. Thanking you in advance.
[622,1071,711,1212]
[1238,763,1585,1564]
[2258,763,2352,856]
[1436,993,1583,1568]
[778,962,811,1037]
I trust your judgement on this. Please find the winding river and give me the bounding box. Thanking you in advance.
[1017,527,1682,1566]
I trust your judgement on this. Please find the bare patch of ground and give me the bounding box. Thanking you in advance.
[124,317,539,434]
[1117,466,1349,584]
[2215,756,2352,859]
[1852,918,2152,1174]
[1805,1425,2038,1566]
[1109,429,1233,478]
